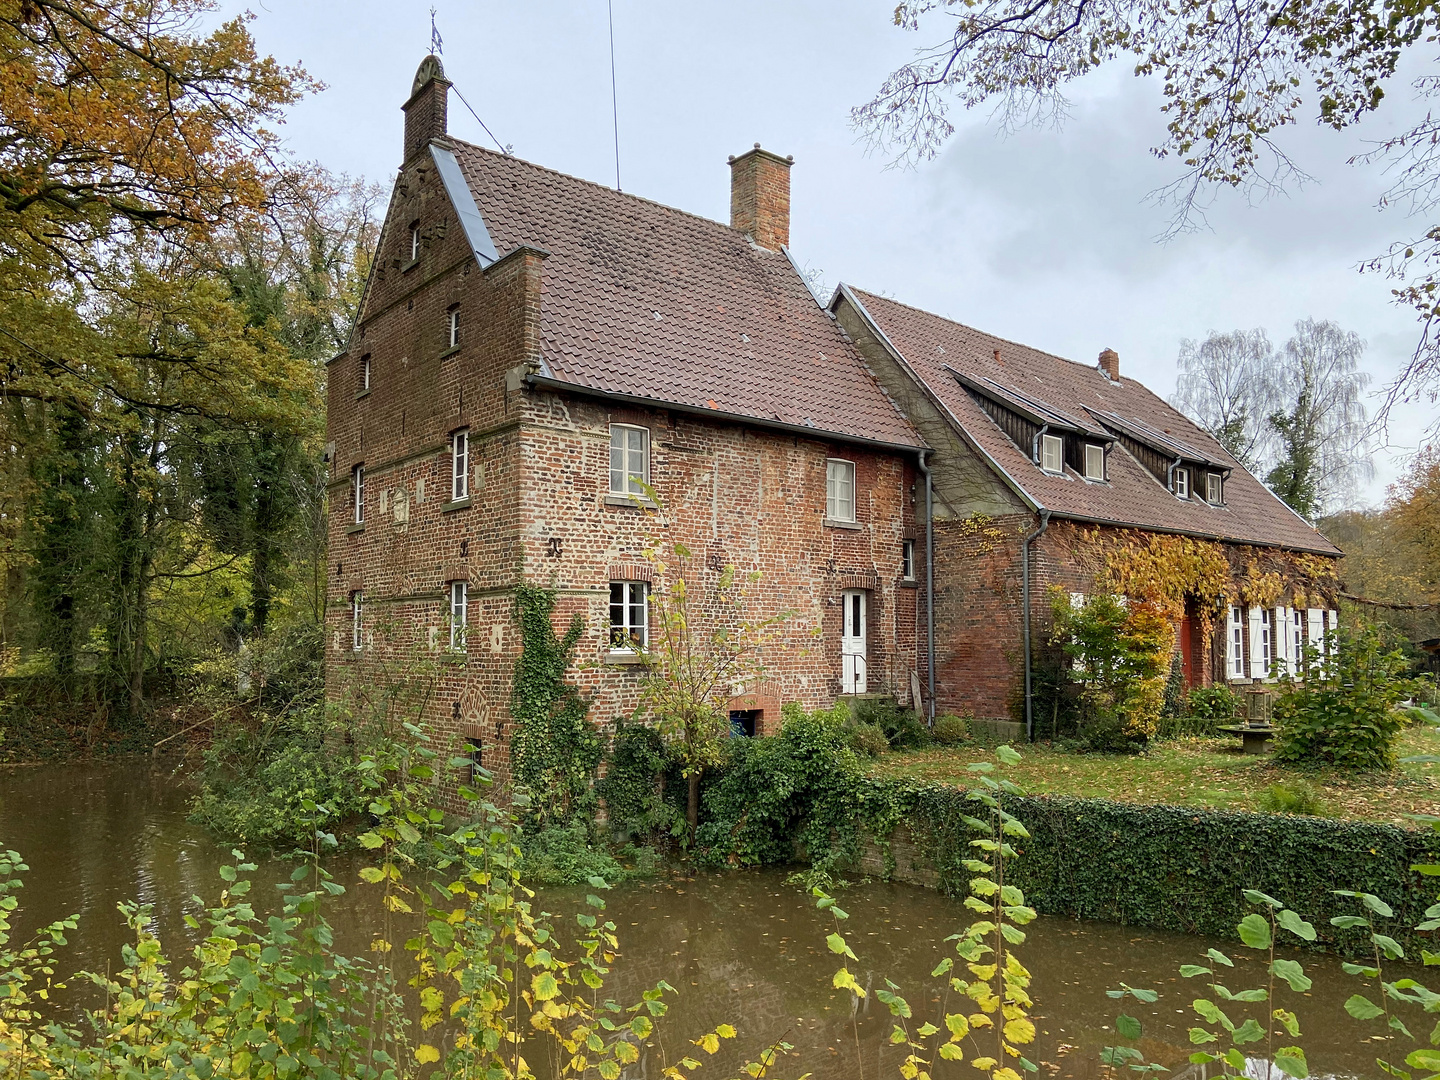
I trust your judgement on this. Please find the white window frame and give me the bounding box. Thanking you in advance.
[609,424,650,496]
[1290,608,1304,669]
[351,591,363,651]
[826,458,857,522]
[447,307,460,350]
[1228,606,1246,679]
[609,581,648,651]
[1174,467,1190,499]
[449,580,468,651]
[451,429,469,501]
[409,223,420,263]
[1040,433,1064,474]
[352,464,365,525]
[1248,606,1271,679]
[1083,443,1105,481]
[1273,606,1291,673]
[1206,472,1223,504]
[901,539,915,581]
[361,354,371,391]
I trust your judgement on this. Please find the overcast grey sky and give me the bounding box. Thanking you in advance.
[233,0,1437,506]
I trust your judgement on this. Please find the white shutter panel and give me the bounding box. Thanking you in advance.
[1326,610,1340,656]
[1248,606,1265,679]
[1306,608,1323,654]
[1273,607,1290,671]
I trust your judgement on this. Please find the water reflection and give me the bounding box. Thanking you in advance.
[0,761,1407,1078]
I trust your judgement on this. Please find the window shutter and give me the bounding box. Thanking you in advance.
[1273,606,1290,670]
[1306,608,1323,655]
[1326,609,1339,656]
[1247,606,1264,679]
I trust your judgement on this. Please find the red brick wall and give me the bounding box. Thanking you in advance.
[326,154,920,808]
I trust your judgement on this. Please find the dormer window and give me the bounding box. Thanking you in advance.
[409,222,420,263]
[1083,443,1105,481]
[1040,433,1063,474]
[1174,467,1190,499]
[1206,472,1223,504]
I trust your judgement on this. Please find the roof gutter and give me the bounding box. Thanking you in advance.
[521,374,928,456]
[1021,507,1052,744]
[917,450,936,724]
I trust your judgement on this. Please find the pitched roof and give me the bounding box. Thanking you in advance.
[447,142,922,450]
[846,288,1339,554]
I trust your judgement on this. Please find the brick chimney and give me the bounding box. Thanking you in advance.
[1098,348,1120,381]
[729,144,793,251]
[403,55,450,163]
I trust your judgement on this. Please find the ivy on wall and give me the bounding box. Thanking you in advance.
[509,582,602,825]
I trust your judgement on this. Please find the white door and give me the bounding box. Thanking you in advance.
[841,590,867,694]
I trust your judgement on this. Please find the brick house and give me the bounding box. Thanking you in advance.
[327,56,1342,788]
[829,289,1342,736]
[325,57,927,792]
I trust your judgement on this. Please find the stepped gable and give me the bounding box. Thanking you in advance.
[850,288,1339,554]
[448,141,922,450]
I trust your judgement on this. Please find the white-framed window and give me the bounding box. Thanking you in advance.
[826,459,856,521]
[447,306,460,350]
[1228,605,1246,678]
[352,464,365,525]
[901,539,915,581]
[350,591,363,651]
[1083,443,1105,481]
[448,580,468,651]
[609,424,649,495]
[1206,472,1223,504]
[1174,467,1190,499]
[609,581,648,651]
[1290,608,1303,668]
[451,429,469,501]
[1040,433,1063,474]
[409,222,420,263]
[360,354,371,391]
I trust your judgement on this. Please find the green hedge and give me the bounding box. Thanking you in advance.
[892,784,1440,956]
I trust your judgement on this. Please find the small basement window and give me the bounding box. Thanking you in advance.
[1040,433,1063,474]
[1083,443,1105,481]
[1174,467,1190,499]
[901,539,915,581]
[729,709,760,737]
[1206,472,1223,504]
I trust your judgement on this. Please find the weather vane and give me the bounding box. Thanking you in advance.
[429,6,443,56]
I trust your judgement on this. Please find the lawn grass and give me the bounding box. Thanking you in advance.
[865,722,1440,829]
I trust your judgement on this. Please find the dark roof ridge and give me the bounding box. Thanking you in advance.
[449,137,768,251]
[849,285,1107,376]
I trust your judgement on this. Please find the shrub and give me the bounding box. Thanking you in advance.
[1186,684,1238,726]
[1049,588,1174,748]
[516,820,660,886]
[1273,621,1415,769]
[847,723,890,757]
[597,719,681,841]
[1257,781,1326,816]
[851,696,929,749]
[932,713,971,746]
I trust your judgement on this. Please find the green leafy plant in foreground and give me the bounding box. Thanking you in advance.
[811,745,1039,1080]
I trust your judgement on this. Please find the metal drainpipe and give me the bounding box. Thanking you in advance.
[917,451,936,725]
[1166,455,1182,494]
[1021,507,1051,743]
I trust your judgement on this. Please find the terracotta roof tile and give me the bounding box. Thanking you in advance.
[850,288,1339,554]
[449,143,922,449]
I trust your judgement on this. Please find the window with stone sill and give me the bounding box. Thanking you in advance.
[826,459,856,522]
[447,306,460,350]
[352,464,365,525]
[360,354,371,392]
[409,221,420,263]
[350,591,363,652]
[901,539,915,581]
[609,581,647,651]
[448,580,468,651]
[451,428,469,501]
[609,424,649,496]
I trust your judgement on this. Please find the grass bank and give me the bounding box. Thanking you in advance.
[866,724,1440,828]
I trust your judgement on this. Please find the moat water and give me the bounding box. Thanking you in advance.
[0,760,1422,1078]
